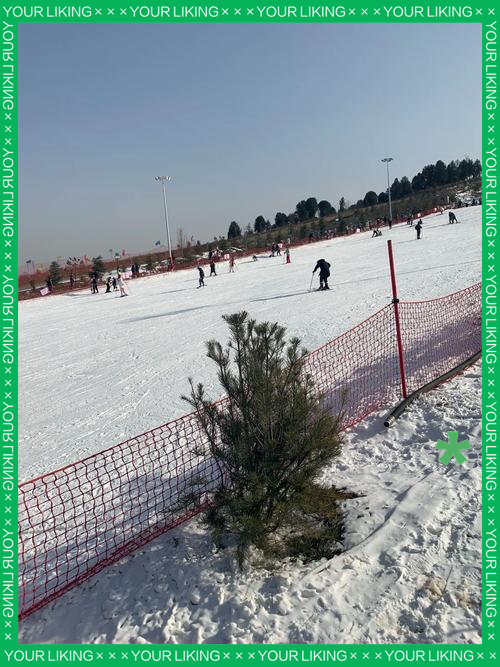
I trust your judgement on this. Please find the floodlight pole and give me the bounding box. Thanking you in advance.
[155,175,174,271]
[382,157,394,223]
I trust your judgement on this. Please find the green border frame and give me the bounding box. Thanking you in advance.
[2,1,497,663]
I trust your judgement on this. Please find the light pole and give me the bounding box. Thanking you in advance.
[154,175,173,271]
[381,157,394,223]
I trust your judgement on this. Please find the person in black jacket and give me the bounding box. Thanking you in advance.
[198,266,205,287]
[313,259,331,290]
[415,220,423,240]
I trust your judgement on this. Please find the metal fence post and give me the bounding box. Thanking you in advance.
[387,240,408,399]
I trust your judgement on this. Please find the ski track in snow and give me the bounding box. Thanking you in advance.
[19,206,481,481]
[18,364,481,644]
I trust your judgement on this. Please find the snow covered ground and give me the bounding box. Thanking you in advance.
[19,206,481,481]
[18,363,482,644]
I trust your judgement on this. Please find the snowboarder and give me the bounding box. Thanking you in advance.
[252,255,258,261]
[209,260,217,277]
[313,259,331,290]
[415,220,423,240]
[198,266,205,287]
[448,211,458,224]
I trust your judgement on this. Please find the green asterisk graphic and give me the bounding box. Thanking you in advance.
[435,431,470,465]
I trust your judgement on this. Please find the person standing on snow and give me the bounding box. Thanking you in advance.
[229,255,235,273]
[285,248,291,264]
[117,275,127,297]
[209,260,217,277]
[415,220,423,240]
[198,266,205,287]
[313,259,331,290]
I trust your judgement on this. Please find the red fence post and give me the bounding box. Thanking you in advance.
[387,240,408,399]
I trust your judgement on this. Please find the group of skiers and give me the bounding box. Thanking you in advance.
[90,271,127,296]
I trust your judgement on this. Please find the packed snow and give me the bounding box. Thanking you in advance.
[19,206,481,481]
[18,362,481,644]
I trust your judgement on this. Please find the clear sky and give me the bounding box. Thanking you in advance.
[19,22,481,264]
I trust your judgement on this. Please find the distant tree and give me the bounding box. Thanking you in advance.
[378,191,389,204]
[421,164,437,188]
[363,191,378,207]
[411,172,426,191]
[228,221,242,239]
[390,178,403,200]
[254,216,267,233]
[275,212,288,228]
[299,224,307,239]
[459,157,474,180]
[305,197,319,219]
[472,159,482,178]
[447,160,460,183]
[399,176,412,197]
[318,200,334,217]
[434,160,448,186]
[48,261,62,284]
[245,223,252,235]
[219,237,228,252]
[91,256,105,278]
[356,199,364,209]
[296,200,309,222]
[287,212,299,225]
[338,197,346,213]
[265,219,272,230]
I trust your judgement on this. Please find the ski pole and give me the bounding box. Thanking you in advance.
[309,274,314,292]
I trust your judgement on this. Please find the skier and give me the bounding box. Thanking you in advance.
[117,275,127,297]
[276,243,281,256]
[285,248,291,264]
[415,220,423,240]
[312,259,331,290]
[112,276,118,291]
[209,260,217,277]
[105,276,112,293]
[198,266,205,287]
[448,211,458,224]
[91,274,99,294]
[229,255,235,273]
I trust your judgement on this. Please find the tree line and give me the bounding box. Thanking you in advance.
[227,156,482,239]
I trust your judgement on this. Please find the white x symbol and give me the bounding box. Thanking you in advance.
[489,8,495,14]
[95,8,101,14]
[349,8,355,14]
[247,8,253,14]
[108,8,114,14]
[235,8,241,14]
[374,9,381,15]
[476,9,482,14]
[5,138,11,144]
[5,113,10,119]
[362,9,368,15]
[222,8,228,14]
[120,9,127,14]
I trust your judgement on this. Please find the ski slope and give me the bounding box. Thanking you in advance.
[19,206,481,480]
[18,363,482,644]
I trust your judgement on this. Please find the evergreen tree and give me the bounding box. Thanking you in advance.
[363,191,378,207]
[254,216,267,233]
[296,200,309,221]
[91,256,105,277]
[378,191,389,204]
[275,212,288,227]
[318,200,334,217]
[390,178,403,200]
[183,312,344,566]
[472,159,482,178]
[400,176,412,197]
[338,197,346,212]
[447,160,460,183]
[227,221,242,239]
[48,261,62,284]
[305,197,319,219]
[435,160,448,186]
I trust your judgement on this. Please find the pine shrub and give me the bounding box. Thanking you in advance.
[183,312,345,567]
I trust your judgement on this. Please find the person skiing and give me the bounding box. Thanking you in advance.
[448,211,458,224]
[117,275,127,297]
[112,276,117,291]
[415,220,423,240]
[313,259,331,290]
[91,274,99,294]
[105,276,112,293]
[197,266,205,287]
[209,260,217,277]
[285,247,291,264]
[229,255,235,273]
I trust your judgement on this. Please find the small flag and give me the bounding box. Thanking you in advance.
[121,249,126,256]
[154,240,161,246]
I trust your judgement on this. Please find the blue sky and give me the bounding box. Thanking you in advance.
[19,22,481,263]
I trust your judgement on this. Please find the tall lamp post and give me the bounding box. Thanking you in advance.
[154,175,174,271]
[381,157,394,223]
